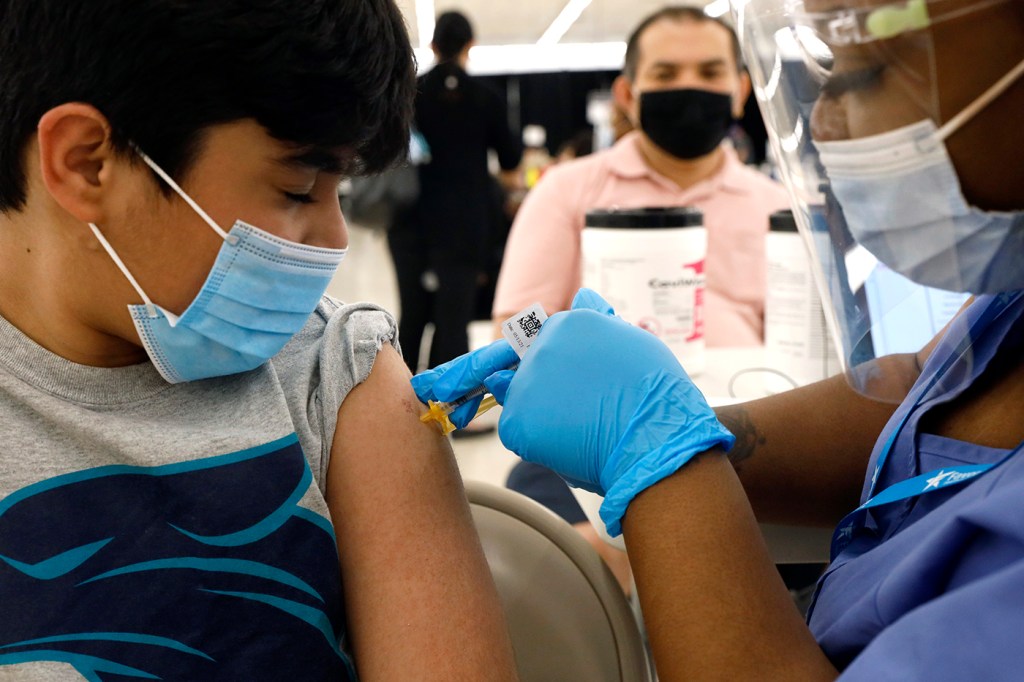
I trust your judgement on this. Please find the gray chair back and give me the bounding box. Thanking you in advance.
[465,481,653,682]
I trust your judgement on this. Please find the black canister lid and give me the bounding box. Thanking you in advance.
[585,206,703,229]
[769,209,798,232]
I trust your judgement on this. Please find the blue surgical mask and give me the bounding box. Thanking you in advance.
[816,57,1024,294]
[89,151,347,383]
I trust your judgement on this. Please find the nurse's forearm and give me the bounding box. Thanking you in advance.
[622,451,838,682]
[714,355,919,527]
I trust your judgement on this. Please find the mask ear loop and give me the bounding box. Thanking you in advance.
[88,148,236,322]
[134,148,236,245]
[937,57,1024,141]
[88,222,160,319]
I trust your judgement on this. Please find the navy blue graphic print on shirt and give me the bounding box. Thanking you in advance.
[0,433,354,680]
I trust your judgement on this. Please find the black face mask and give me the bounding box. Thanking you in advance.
[638,88,735,160]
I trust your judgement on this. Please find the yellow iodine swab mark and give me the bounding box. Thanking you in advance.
[420,394,500,436]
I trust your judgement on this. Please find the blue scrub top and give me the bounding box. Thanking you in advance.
[808,292,1024,679]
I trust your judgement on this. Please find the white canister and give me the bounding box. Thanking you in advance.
[582,207,707,375]
[764,210,841,389]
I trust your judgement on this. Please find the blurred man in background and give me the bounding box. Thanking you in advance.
[493,5,790,347]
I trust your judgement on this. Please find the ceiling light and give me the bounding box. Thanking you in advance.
[416,42,626,76]
[537,0,594,46]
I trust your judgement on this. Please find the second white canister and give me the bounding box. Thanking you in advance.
[582,207,707,375]
[764,209,841,389]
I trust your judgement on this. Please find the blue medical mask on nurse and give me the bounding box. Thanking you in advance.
[816,56,1024,295]
[88,150,347,384]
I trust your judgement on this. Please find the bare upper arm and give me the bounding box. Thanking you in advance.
[325,343,516,681]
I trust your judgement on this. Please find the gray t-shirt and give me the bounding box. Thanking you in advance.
[0,297,397,680]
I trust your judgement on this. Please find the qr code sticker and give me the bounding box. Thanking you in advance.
[517,312,543,338]
[502,302,548,358]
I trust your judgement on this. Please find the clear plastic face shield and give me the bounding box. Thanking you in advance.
[731,0,1024,401]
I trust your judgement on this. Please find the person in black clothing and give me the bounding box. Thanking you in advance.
[388,11,522,372]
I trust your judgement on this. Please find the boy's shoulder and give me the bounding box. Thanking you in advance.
[275,296,399,383]
[272,295,400,423]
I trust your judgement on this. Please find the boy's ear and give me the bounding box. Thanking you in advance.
[36,103,118,224]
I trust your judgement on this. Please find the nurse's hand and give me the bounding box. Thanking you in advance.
[412,289,734,536]
[410,339,519,429]
[491,290,733,535]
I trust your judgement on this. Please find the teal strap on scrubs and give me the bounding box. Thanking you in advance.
[830,292,1022,560]
[831,453,1019,559]
[863,292,1018,501]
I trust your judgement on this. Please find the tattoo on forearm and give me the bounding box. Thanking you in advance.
[715,406,765,470]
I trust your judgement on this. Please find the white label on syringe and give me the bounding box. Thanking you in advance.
[501,303,548,359]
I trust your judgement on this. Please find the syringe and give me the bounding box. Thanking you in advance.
[419,302,546,435]
[419,387,502,436]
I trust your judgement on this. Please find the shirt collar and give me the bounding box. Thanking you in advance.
[607,131,752,197]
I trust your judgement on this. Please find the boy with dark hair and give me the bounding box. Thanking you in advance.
[0,1,517,679]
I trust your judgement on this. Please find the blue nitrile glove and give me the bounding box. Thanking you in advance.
[487,289,735,536]
[410,339,520,429]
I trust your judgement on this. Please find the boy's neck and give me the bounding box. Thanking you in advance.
[0,213,148,367]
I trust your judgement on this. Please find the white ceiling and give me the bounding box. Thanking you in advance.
[394,0,727,73]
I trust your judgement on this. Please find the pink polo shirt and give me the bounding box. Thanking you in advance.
[492,132,791,347]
